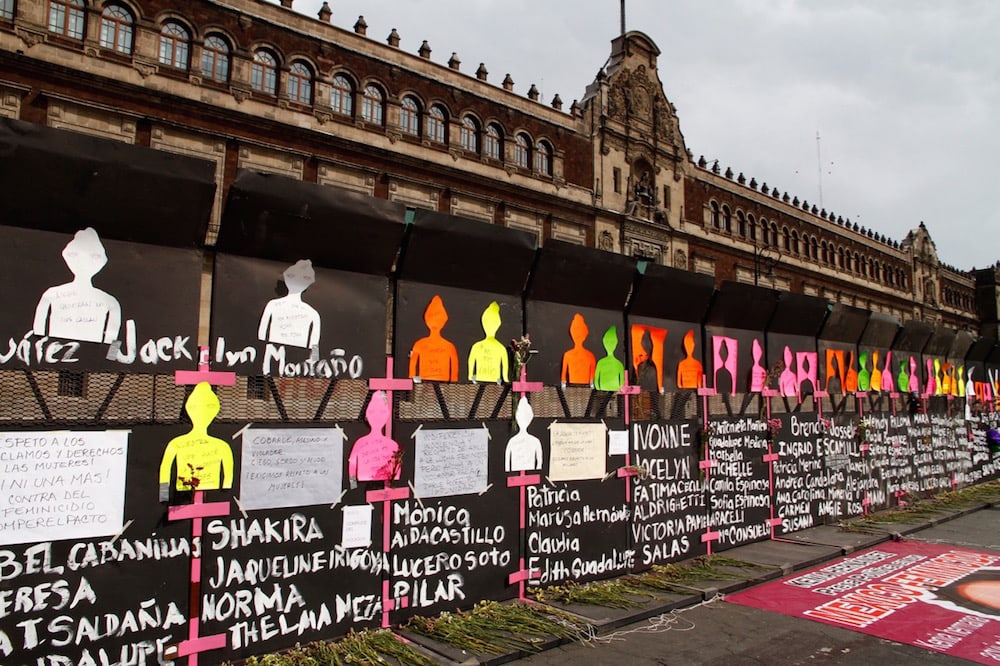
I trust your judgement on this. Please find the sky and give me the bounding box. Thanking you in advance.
[295,0,999,271]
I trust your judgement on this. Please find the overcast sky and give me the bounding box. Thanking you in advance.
[298,0,998,271]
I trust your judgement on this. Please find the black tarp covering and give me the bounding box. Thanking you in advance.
[628,263,715,322]
[397,210,536,294]
[0,118,215,247]
[217,170,406,275]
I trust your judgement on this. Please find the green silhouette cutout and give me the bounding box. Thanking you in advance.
[594,325,625,392]
[857,350,871,392]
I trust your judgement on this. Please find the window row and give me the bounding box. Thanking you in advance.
[709,201,909,289]
[42,1,556,176]
[942,286,973,311]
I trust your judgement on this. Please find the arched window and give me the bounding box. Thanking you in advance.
[484,123,502,160]
[1,0,12,19]
[330,74,353,116]
[771,222,779,246]
[748,214,757,241]
[287,62,313,105]
[810,238,818,260]
[736,211,746,237]
[361,84,384,125]
[534,140,552,175]
[459,115,479,153]
[514,133,530,168]
[48,0,85,39]
[426,105,446,143]
[709,201,720,229]
[399,96,420,136]
[760,218,770,245]
[782,227,791,252]
[791,230,799,255]
[251,49,278,95]
[821,242,828,264]
[158,22,190,69]
[853,252,861,273]
[100,4,134,54]
[837,247,845,269]
[200,35,230,82]
[722,205,731,232]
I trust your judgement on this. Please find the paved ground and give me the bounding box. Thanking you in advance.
[513,508,1000,665]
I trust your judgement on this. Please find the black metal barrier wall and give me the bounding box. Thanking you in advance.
[3,123,1000,664]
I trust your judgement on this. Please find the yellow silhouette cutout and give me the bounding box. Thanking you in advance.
[561,313,596,386]
[158,382,234,501]
[409,295,459,381]
[676,329,703,389]
[468,301,509,383]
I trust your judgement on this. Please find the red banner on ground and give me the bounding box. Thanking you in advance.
[728,541,1000,664]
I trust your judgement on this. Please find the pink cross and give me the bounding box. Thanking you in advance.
[174,346,236,386]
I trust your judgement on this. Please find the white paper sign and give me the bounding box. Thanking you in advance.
[608,430,629,456]
[549,422,607,481]
[414,428,489,498]
[240,427,343,510]
[0,430,129,546]
[341,504,373,548]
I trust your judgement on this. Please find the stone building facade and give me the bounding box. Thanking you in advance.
[0,0,984,335]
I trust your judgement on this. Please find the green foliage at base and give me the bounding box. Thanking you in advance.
[402,600,590,656]
[236,629,436,666]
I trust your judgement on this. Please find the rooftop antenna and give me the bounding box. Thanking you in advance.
[620,0,626,35]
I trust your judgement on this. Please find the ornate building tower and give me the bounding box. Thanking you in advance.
[581,32,688,268]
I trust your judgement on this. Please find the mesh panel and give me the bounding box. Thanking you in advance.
[0,367,937,428]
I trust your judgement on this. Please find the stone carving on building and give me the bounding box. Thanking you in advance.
[598,230,614,251]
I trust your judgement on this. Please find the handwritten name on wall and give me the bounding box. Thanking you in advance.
[630,421,706,566]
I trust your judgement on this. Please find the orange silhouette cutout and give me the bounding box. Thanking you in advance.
[561,313,596,386]
[825,349,846,394]
[630,324,666,392]
[676,329,703,389]
[845,350,859,392]
[409,295,459,381]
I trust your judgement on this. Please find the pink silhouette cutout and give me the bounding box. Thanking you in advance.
[924,358,937,397]
[348,391,401,487]
[796,352,818,396]
[712,336,738,395]
[749,339,767,393]
[908,356,920,395]
[881,351,895,392]
[779,346,797,397]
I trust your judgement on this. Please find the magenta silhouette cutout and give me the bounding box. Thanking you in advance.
[348,391,401,487]
[749,339,767,392]
[796,351,818,396]
[712,335,738,395]
[779,346,797,397]
[881,351,895,392]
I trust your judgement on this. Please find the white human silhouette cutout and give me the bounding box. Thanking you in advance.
[505,398,543,472]
[258,259,321,349]
[33,227,121,344]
